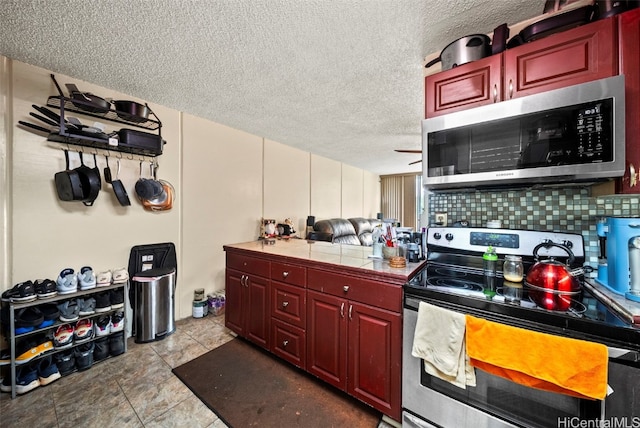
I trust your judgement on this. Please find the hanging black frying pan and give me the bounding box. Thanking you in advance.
[111,158,131,206]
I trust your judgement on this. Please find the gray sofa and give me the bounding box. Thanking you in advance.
[310,217,381,246]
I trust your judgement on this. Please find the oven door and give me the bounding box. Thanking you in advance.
[403,296,606,428]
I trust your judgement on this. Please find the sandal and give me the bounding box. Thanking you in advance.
[34,279,57,299]
[1,281,36,303]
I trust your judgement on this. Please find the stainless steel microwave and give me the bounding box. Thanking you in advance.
[422,75,626,190]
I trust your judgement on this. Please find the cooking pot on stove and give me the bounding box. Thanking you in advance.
[524,242,583,311]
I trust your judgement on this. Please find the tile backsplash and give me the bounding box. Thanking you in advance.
[428,189,639,266]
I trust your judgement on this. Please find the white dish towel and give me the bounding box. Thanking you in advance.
[411,301,476,389]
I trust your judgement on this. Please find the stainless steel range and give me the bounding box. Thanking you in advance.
[403,227,640,428]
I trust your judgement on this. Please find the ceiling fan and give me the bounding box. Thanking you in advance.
[394,149,422,165]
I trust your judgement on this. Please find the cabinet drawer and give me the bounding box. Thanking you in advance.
[307,269,402,313]
[271,281,306,328]
[226,252,270,277]
[271,318,306,369]
[271,262,306,286]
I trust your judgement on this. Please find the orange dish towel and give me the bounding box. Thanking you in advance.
[465,315,608,400]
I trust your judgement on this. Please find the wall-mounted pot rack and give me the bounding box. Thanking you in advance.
[42,74,164,157]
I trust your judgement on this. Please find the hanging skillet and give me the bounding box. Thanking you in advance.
[111,158,131,207]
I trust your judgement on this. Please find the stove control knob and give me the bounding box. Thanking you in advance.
[563,240,573,249]
[445,233,454,241]
[433,232,442,240]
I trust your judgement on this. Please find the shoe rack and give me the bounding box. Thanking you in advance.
[1,282,128,399]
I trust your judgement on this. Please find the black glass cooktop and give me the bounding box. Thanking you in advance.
[405,264,640,352]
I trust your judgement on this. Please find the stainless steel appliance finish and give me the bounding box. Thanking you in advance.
[422,75,626,190]
[132,267,176,343]
[403,227,640,428]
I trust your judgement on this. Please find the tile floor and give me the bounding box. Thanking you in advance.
[0,314,234,427]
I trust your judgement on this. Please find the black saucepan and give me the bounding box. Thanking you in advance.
[112,100,150,123]
[55,150,85,201]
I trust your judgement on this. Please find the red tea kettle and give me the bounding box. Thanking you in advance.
[524,242,583,311]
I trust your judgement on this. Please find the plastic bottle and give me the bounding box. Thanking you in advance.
[483,246,498,299]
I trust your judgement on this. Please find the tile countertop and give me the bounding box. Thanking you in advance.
[223,238,427,283]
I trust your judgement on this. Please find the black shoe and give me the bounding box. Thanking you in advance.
[109,289,124,309]
[94,292,111,313]
[1,281,36,303]
[34,279,57,299]
[93,337,109,362]
[74,342,94,371]
[15,307,45,328]
[109,332,125,356]
[37,304,60,328]
[54,350,75,376]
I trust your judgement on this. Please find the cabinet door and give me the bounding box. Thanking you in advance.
[246,274,270,349]
[225,269,245,336]
[306,290,347,390]
[425,54,502,117]
[618,8,640,194]
[347,302,402,420]
[504,17,617,100]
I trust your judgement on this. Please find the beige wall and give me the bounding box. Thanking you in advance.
[1,57,380,323]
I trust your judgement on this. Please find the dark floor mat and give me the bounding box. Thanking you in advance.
[172,338,382,427]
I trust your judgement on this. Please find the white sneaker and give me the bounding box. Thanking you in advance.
[112,268,129,284]
[96,271,112,287]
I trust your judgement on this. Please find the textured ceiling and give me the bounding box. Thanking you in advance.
[0,0,544,175]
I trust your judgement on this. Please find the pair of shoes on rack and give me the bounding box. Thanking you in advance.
[57,266,97,293]
[1,281,36,303]
[0,335,54,366]
[95,311,124,337]
[0,306,57,334]
[53,319,94,349]
[96,268,129,287]
[54,342,95,374]
[0,356,61,394]
[57,297,95,322]
[94,289,124,313]
[93,332,125,362]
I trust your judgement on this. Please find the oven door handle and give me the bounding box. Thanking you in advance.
[608,346,640,363]
[403,412,438,428]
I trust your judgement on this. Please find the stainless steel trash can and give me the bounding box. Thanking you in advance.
[132,267,176,343]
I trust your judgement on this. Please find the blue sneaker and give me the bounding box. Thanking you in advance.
[15,363,40,394]
[56,269,78,294]
[37,356,61,386]
[78,266,96,291]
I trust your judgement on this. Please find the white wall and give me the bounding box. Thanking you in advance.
[1,57,380,325]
